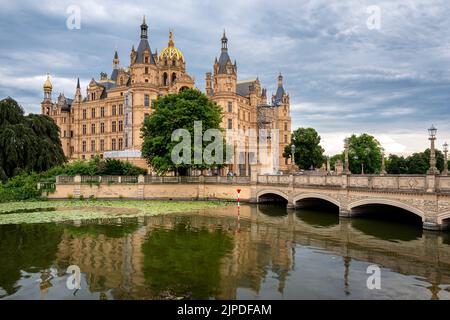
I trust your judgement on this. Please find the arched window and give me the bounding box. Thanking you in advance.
[163,73,168,86]
[172,73,176,83]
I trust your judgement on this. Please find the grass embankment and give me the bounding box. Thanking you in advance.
[0,200,229,225]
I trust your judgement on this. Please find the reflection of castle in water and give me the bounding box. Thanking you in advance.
[43,206,450,299]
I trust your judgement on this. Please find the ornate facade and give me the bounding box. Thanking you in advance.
[41,18,292,174]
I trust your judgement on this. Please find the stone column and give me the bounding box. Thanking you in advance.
[428,133,440,175]
[286,174,295,209]
[380,148,387,175]
[443,142,448,176]
[344,138,351,175]
[249,164,260,203]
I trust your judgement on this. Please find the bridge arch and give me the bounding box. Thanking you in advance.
[437,211,450,225]
[293,193,341,208]
[257,189,289,203]
[348,198,425,221]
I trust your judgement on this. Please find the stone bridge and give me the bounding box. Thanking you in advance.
[50,170,450,231]
[254,173,450,231]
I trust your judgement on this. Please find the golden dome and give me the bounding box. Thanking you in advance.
[43,73,52,90]
[159,31,185,63]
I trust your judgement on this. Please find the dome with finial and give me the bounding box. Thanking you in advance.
[43,73,52,90]
[159,31,185,63]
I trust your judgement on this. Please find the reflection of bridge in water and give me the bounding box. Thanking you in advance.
[51,204,450,299]
[200,205,450,299]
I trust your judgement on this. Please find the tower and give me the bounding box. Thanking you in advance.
[212,30,237,93]
[272,73,292,170]
[41,73,53,115]
[158,30,186,90]
[43,73,52,101]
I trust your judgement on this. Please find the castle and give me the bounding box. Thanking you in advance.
[41,17,292,175]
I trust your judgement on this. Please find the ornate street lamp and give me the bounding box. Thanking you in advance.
[443,142,449,176]
[427,125,440,175]
[380,147,387,175]
[344,138,350,174]
[291,144,296,172]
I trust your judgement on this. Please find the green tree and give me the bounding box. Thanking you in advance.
[329,154,343,171]
[347,134,382,174]
[386,155,409,174]
[284,127,325,170]
[141,89,226,175]
[405,149,444,174]
[0,97,65,180]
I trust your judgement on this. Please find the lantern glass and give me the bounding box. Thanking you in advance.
[428,125,437,138]
[291,144,296,153]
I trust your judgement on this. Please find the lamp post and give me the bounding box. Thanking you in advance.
[427,125,440,175]
[443,142,448,176]
[380,147,387,175]
[291,144,296,173]
[344,138,350,174]
[327,156,331,175]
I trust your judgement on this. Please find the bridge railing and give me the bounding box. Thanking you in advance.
[257,174,450,193]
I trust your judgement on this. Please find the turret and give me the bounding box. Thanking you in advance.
[75,77,82,102]
[212,30,237,93]
[43,73,52,101]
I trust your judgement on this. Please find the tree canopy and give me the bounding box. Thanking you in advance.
[386,149,446,174]
[141,89,226,175]
[347,133,382,174]
[284,127,325,170]
[0,97,66,180]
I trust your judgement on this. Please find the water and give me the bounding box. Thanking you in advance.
[1,204,450,300]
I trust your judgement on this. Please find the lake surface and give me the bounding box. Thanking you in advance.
[1,204,450,300]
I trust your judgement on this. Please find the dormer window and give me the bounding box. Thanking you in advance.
[144,57,149,64]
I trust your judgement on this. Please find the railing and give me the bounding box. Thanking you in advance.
[57,175,251,185]
[257,174,450,193]
[54,174,450,193]
[56,176,74,184]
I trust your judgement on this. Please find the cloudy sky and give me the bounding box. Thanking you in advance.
[0,0,449,155]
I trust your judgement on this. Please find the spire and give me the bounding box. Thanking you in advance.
[274,72,285,104]
[221,29,228,51]
[168,30,174,47]
[140,15,148,39]
[135,17,155,64]
[75,77,82,102]
[43,73,52,91]
[113,49,120,70]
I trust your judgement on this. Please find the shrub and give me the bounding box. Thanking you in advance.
[0,172,41,202]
